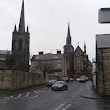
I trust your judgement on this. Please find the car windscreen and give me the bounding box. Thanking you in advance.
[49,80,56,83]
[55,81,65,84]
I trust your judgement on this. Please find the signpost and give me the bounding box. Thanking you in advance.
[98,8,110,23]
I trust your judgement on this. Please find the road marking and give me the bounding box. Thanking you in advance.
[10,96,13,98]
[55,104,64,110]
[76,89,83,94]
[72,89,83,97]
[18,94,22,97]
[62,104,71,110]
[0,102,7,104]
[25,92,30,97]
[38,91,45,93]
[25,95,38,99]
[33,91,38,94]
[71,87,83,95]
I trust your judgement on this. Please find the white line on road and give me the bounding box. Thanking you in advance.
[38,91,45,93]
[18,94,22,97]
[76,89,83,95]
[72,89,83,97]
[71,87,83,95]
[25,95,38,99]
[0,102,7,104]
[25,92,30,97]
[55,104,64,110]
[10,96,13,98]
[33,91,38,94]
[62,104,71,110]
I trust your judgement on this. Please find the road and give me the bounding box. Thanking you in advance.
[0,81,110,110]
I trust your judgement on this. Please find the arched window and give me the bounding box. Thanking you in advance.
[18,39,22,50]
[12,39,16,50]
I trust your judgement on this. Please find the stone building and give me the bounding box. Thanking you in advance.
[12,0,30,72]
[31,23,92,79]
[0,50,11,69]
[0,0,30,72]
[63,23,92,78]
[31,51,64,78]
[96,34,110,95]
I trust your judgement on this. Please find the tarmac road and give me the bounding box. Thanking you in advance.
[0,80,110,110]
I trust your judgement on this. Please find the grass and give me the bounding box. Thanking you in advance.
[0,89,13,95]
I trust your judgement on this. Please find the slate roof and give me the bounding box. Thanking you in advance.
[0,50,11,54]
[96,34,110,48]
[31,53,64,61]
[74,46,84,53]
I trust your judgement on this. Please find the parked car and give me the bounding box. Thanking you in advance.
[79,76,86,83]
[63,77,69,82]
[76,78,80,81]
[85,76,88,81]
[52,81,68,91]
[47,80,57,87]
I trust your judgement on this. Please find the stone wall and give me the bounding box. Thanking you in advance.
[97,48,110,95]
[0,70,59,90]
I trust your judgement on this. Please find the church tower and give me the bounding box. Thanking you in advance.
[12,0,30,72]
[63,23,74,77]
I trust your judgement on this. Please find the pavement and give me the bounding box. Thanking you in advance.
[80,85,110,100]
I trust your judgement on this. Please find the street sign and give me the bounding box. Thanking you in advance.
[98,8,110,23]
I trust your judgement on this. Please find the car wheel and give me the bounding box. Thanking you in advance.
[66,86,68,90]
[61,87,64,91]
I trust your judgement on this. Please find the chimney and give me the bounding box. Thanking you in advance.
[39,51,43,55]
[57,50,61,54]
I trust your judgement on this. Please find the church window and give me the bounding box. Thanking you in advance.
[13,40,16,50]
[18,39,23,50]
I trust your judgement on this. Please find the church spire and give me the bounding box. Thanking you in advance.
[18,0,25,32]
[84,41,86,54]
[67,22,70,37]
[66,22,71,45]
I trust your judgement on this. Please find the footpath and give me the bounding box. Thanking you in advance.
[80,82,110,100]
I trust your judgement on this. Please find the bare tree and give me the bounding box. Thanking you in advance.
[5,51,15,70]
[36,61,54,80]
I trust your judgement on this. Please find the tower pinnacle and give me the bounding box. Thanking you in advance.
[66,22,71,45]
[18,0,25,32]
[84,41,86,54]
[67,22,70,37]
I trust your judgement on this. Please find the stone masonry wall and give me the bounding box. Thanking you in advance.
[97,48,110,95]
[0,70,59,90]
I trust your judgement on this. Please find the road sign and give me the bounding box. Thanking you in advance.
[98,8,110,23]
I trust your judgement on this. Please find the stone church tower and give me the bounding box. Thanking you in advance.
[12,0,30,72]
[63,23,74,77]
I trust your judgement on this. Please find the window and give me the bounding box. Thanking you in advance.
[18,39,23,50]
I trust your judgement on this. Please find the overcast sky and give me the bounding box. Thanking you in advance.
[0,0,110,61]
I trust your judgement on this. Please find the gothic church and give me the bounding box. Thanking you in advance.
[63,23,92,78]
[12,0,30,72]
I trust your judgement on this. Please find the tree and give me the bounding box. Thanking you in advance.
[5,52,15,70]
[36,61,54,80]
